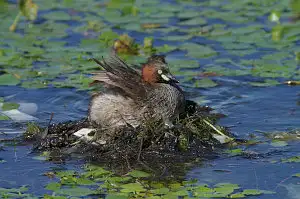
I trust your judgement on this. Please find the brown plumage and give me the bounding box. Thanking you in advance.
[88,53,185,129]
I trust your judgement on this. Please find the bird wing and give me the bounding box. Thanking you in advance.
[91,54,149,99]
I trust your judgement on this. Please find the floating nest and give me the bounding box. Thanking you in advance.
[20,100,234,174]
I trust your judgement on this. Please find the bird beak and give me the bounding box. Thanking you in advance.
[160,73,179,83]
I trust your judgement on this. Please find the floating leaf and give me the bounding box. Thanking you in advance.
[204,65,250,76]
[169,59,199,69]
[0,74,20,86]
[43,195,67,199]
[241,189,262,196]
[43,11,71,20]
[178,17,206,26]
[83,164,112,178]
[55,187,96,197]
[195,78,218,88]
[106,194,129,199]
[282,156,300,163]
[250,79,280,87]
[181,43,217,58]
[225,148,243,156]
[141,23,161,29]
[107,176,132,183]
[151,12,175,18]
[120,183,146,193]
[128,170,151,178]
[150,187,170,195]
[177,11,200,19]
[45,182,61,191]
[155,45,177,53]
[230,192,245,198]
[0,115,10,120]
[270,140,288,147]
[98,30,120,46]
[290,0,300,14]
[21,80,48,89]
[55,170,76,178]
[1,102,20,111]
[168,183,182,191]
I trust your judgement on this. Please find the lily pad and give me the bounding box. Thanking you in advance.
[106,194,129,199]
[270,140,288,147]
[241,189,262,196]
[250,79,280,87]
[195,78,218,88]
[282,156,300,163]
[55,187,96,197]
[0,74,20,86]
[0,115,10,120]
[45,182,61,191]
[181,43,217,58]
[42,11,71,20]
[1,102,20,111]
[178,17,207,26]
[225,148,243,156]
[120,183,146,193]
[177,11,200,19]
[128,170,150,178]
[155,45,177,53]
[162,35,193,42]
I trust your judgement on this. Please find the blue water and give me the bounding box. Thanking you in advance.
[0,83,299,198]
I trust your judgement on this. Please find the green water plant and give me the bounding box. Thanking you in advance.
[39,164,276,198]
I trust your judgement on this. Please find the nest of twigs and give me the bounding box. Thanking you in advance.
[21,100,234,174]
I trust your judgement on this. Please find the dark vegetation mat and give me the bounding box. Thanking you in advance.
[17,100,234,175]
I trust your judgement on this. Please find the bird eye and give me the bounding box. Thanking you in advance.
[157,69,163,75]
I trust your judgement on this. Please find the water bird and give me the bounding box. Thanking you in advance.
[88,53,185,130]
